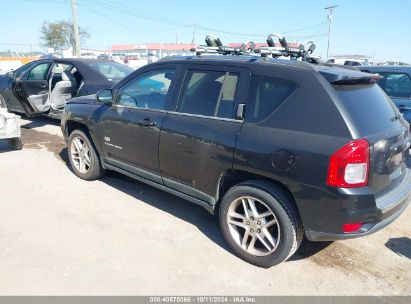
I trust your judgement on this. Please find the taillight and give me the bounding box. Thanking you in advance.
[327,139,369,188]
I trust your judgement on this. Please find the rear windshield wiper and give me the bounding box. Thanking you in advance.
[391,114,402,121]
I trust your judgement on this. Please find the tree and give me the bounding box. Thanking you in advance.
[39,20,90,50]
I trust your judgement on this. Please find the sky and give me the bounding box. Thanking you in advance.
[0,0,410,63]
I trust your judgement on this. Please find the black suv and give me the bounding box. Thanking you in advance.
[61,55,411,267]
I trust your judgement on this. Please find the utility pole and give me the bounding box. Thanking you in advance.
[191,23,196,45]
[325,5,338,60]
[71,0,81,57]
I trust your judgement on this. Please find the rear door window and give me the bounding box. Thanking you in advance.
[245,75,297,123]
[334,84,403,135]
[178,70,240,119]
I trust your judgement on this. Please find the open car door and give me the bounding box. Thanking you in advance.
[12,61,53,116]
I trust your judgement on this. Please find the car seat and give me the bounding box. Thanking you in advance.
[50,71,77,110]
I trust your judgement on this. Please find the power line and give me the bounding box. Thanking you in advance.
[79,1,186,36]
[82,0,329,39]
[283,21,328,34]
[78,2,140,33]
[1,0,337,44]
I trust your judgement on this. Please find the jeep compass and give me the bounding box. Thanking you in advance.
[61,55,411,267]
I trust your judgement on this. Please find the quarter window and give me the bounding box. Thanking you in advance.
[25,63,52,80]
[178,70,239,119]
[245,75,297,123]
[377,72,411,98]
[117,69,175,110]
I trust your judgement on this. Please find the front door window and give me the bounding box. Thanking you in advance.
[117,69,175,110]
[25,63,52,80]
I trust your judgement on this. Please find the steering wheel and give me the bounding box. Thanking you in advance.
[142,92,165,109]
[119,93,140,107]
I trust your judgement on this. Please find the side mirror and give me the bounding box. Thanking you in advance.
[96,89,113,104]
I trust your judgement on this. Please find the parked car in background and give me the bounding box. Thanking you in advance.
[123,54,148,69]
[358,66,411,125]
[80,53,96,59]
[61,55,410,267]
[112,53,126,63]
[327,58,369,66]
[0,107,22,150]
[40,54,58,59]
[0,58,133,118]
[97,54,110,60]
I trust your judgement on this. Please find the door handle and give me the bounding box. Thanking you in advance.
[138,118,156,127]
[40,84,46,88]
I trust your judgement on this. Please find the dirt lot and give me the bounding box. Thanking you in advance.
[0,116,410,295]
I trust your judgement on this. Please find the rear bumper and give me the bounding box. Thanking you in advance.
[305,168,411,241]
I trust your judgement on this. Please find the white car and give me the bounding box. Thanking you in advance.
[0,108,22,150]
[123,54,148,69]
[327,58,369,66]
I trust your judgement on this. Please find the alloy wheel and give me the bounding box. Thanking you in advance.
[226,196,281,256]
[70,136,91,174]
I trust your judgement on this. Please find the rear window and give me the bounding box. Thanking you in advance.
[334,84,403,135]
[88,62,133,81]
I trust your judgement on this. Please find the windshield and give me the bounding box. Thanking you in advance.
[88,61,133,81]
[334,84,403,135]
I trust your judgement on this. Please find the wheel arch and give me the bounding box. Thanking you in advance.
[66,120,90,137]
[216,169,300,216]
[65,120,103,162]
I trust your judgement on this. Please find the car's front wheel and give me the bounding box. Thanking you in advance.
[68,129,104,180]
[219,180,303,268]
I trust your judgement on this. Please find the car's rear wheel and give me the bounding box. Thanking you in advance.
[219,180,303,268]
[68,129,104,180]
[8,138,22,150]
[0,93,6,108]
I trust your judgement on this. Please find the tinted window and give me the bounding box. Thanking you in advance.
[89,62,133,81]
[334,84,403,135]
[344,61,361,66]
[178,70,239,118]
[118,69,174,110]
[245,75,297,123]
[377,72,411,98]
[25,63,52,80]
[14,62,35,78]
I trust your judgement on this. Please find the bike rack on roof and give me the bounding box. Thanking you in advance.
[191,34,320,64]
[190,35,256,56]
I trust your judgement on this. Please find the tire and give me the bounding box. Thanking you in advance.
[8,138,22,150]
[219,180,303,268]
[68,129,104,180]
[0,93,6,109]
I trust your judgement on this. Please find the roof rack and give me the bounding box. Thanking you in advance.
[191,34,320,63]
[190,35,256,56]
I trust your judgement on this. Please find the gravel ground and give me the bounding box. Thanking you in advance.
[0,116,410,295]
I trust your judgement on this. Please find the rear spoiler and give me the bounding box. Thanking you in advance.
[330,75,382,85]
[317,66,382,85]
